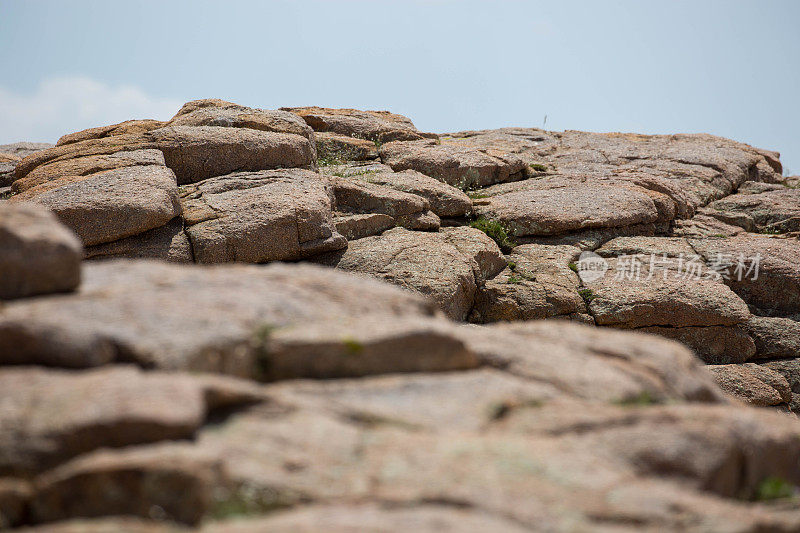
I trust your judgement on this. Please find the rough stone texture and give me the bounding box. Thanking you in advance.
[147,126,316,185]
[316,227,504,320]
[359,168,472,218]
[84,217,193,262]
[0,260,449,373]
[707,363,791,407]
[5,105,800,531]
[379,139,528,189]
[473,178,666,237]
[0,202,82,299]
[333,213,394,240]
[13,149,168,193]
[585,256,752,329]
[168,99,314,140]
[282,106,433,142]
[180,169,345,263]
[30,443,224,526]
[10,163,181,246]
[0,366,248,475]
[638,326,756,365]
[596,236,698,258]
[315,132,378,162]
[0,142,54,186]
[471,244,585,322]
[743,316,800,360]
[55,120,167,146]
[705,182,800,233]
[761,358,800,412]
[328,176,440,231]
[691,235,800,315]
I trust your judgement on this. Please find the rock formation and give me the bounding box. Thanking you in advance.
[2,100,799,531]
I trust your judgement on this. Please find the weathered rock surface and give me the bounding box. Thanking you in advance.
[379,139,528,189]
[0,202,82,299]
[707,363,792,407]
[4,103,800,531]
[84,217,193,262]
[0,142,53,186]
[329,176,440,231]
[0,366,261,475]
[743,316,800,360]
[180,169,345,263]
[316,227,505,320]
[315,132,377,162]
[584,256,751,328]
[471,243,586,322]
[705,182,800,233]
[10,162,181,246]
[282,106,433,142]
[691,235,800,315]
[0,260,451,373]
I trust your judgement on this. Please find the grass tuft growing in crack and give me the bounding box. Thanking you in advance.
[577,288,596,304]
[754,476,796,501]
[469,216,516,253]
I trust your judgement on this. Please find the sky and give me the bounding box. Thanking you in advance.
[1,0,798,174]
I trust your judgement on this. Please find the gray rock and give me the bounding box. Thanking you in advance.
[0,202,82,299]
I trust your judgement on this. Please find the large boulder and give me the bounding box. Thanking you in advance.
[316,227,506,320]
[10,160,181,246]
[691,235,800,315]
[180,169,345,263]
[0,202,82,299]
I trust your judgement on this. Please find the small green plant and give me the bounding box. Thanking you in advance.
[0,189,15,200]
[467,191,489,200]
[577,288,596,304]
[469,216,516,253]
[758,226,782,235]
[342,337,364,355]
[507,260,516,270]
[755,476,795,501]
[616,390,658,406]
[568,262,578,273]
[529,163,548,173]
[317,154,344,167]
[252,323,276,377]
[506,274,524,284]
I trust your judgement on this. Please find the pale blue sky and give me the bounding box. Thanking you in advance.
[1,0,798,173]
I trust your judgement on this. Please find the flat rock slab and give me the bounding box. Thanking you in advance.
[323,162,471,217]
[180,169,345,263]
[328,176,439,231]
[638,325,755,365]
[282,106,432,142]
[13,126,316,187]
[84,217,193,263]
[584,256,751,328]
[705,182,800,233]
[690,235,800,315]
[316,227,505,320]
[473,180,663,237]
[0,260,464,376]
[11,163,181,246]
[168,99,313,140]
[444,128,781,211]
[707,363,791,407]
[379,139,528,189]
[0,202,82,299]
